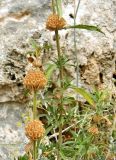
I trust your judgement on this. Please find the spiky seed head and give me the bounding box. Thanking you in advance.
[25,120,45,141]
[23,69,47,91]
[88,126,99,135]
[46,14,66,31]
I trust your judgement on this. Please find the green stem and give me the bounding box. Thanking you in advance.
[56,0,62,17]
[74,0,79,90]
[52,1,63,159]
[55,30,63,84]
[56,0,59,15]
[55,29,63,160]
[52,0,55,13]
[33,141,36,160]
[33,91,37,119]
[75,0,81,18]
[33,91,37,160]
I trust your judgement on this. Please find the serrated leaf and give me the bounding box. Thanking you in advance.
[71,86,95,107]
[64,24,104,34]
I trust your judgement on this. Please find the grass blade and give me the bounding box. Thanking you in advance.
[65,24,104,34]
[71,86,95,107]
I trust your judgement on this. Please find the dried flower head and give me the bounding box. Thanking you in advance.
[88,126,99,135]
[92,115,112,127]
[46,14,66,31]
[103,117,112,127]
[92,115,102,123]
[25,120,45,141]
[27,55,42,68]
[23,69,47,91]
[32,59,42,68]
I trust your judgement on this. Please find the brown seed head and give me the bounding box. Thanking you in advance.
[32,59,42,68]
[92,115,102,123]
[88,126,99,135]
[23,69,47,91]
[46,14,66,31]
[25,120,45,141]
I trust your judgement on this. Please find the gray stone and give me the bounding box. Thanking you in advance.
[0,103,27,160]
[0,0,115,159]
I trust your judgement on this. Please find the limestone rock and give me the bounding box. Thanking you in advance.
[0,0,115,159]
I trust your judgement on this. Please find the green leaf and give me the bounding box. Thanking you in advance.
[29,38,42,56]
[45,125,54,136]
[64,24,104,34]
[23,89,29,97]
[61,146,76,159]
[16,121,22,127]
[16,154,28,160]
[60,151,67,160]
[45,63,57,79]
[30,38,38,49]
[56,0,63,17]
[71,86,95,107]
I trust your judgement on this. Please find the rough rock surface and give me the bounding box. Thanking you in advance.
[0,0,115,159]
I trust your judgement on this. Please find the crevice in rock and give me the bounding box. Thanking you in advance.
[0,10,31,23]
[0,83,28,103]
[8,10,31,20]
[9,73,16,81]
[113,72,116,87]
[113,73,116,79]
[4,49,26,82]
[17,82,23,87]
[99,72,104,83]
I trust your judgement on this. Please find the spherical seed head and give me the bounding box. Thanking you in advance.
[23,69,47,91]
[88,126,99,135]
[92,115,102,123]
[46,14,66,31]
[25,120,45,141]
